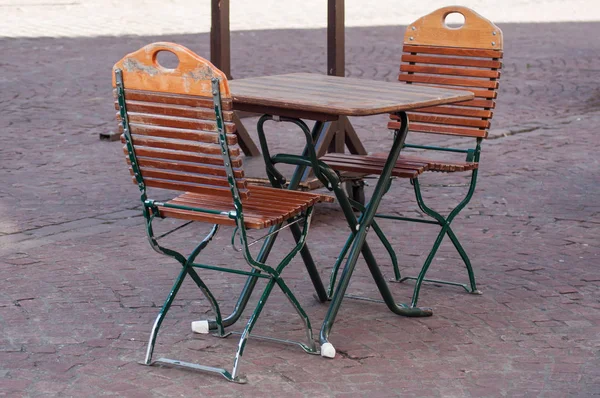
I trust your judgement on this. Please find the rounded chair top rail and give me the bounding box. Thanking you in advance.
[404,6,503,51]
[112,42,230,97]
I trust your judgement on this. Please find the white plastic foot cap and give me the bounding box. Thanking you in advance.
[320,342,336,358]
[191,320,210,334]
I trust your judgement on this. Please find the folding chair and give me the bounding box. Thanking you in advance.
[321,6,504,307]
[112,42,332,383]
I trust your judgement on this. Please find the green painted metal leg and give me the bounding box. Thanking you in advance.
[320,112,433,357]
[409,225,448,308]
[275,277,318,353]
[327,232,355,298]
[399,175,482,301]
[205,119,330,333]
[144,265,189,365]
[445,227,480,294]
[231,278,277,380]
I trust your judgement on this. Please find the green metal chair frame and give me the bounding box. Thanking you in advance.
[113,43,329,383]
[322,6,504,308]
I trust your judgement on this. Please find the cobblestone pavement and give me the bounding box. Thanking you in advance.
[1,21,600,397]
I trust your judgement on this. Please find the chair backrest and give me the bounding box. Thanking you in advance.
[388,6,503,139]
[112,42,248,200]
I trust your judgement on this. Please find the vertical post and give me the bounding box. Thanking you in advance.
[211,0,231,79]
[327,0,345,77]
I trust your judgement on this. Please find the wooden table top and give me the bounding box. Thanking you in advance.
[230,73,474,120]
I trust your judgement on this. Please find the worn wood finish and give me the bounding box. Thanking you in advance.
[114,43,337,230]
[112,42,230,97]
[158,186,333,229]
[404,6,503,50]
[230,73,473,118]
[113,42,249,199]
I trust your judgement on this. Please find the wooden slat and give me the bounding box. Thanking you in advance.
[403,45,502,58]
[400,64,500,79]
[401,105,492,118]
[389,121,487,138]
[114,100,233,122]
[121,134,240,157]
[399,74,498,89]
[123,146,242,168]
[128,167,246,189]
[320,154,427,179]
[120,112,236,133]
[453,98,496,109]
[406,113,491,128]
[128,157,243,178]
[134,177,248,198]
[401,83,497,99]
[120,124,238,145]
[401,54,502,69]
[117,88,234,110]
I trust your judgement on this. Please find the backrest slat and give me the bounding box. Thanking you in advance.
[388,6,503,139]
[112,42,248,200]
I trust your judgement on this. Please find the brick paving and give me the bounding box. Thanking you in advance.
[1,21,600,397]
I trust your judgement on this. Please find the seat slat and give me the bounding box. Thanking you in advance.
[400,64,500,79]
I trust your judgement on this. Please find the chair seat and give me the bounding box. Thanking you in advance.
[320,153,477,178]
[320,153,429,179]
[157,185,334,229]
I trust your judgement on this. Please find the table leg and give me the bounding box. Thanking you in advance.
[319,112,433,358]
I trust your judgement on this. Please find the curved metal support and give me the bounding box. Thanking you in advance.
[399,170,480,307]
[326,197,400,298]
[319,112,433,351]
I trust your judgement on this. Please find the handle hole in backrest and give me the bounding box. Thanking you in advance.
[155,50,180,70]
[444,12,465,29]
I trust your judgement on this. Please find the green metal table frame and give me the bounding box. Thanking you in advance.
[255,111,434,358]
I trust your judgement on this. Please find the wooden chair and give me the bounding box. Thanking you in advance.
[321,6,503,307]
[113,42,332,383]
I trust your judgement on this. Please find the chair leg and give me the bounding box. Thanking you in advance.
[275,277,317,353]
[231,278,277,380]
[394,176,481,303]
[144,265,189,365]
[445,226,481,295]
[409,225,447,308]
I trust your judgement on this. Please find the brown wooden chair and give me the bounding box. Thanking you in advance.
[113,42,332,382]
[321,6,503,307]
